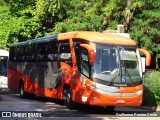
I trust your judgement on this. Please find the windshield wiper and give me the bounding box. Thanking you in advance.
[107,69,119,85]
[101,71,112,74]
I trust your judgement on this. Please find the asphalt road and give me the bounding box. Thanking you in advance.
[0,90,159,120]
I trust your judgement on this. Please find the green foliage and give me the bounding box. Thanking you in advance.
[3,0,35,17]
[129,0,160,55]
[35,0,105,33]
[0,0,44,50]
[35,0,68,32]
[103,0,126,29]
[0,5,12,50]
[36,0,66,20]
[143,71,160,106]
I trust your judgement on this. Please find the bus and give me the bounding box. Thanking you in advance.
[0,49,9,89]
[8,31,151,110]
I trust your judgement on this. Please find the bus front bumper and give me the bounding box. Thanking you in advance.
[79,88,143,107]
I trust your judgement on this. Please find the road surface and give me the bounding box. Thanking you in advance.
[0,91,159,120]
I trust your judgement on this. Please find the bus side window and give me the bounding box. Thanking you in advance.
[26,44,35,62]
[80,49,90,78]
[59,40,72,66]
[45,41,58,61]
[73,39,89,72]
[9,47,16,62]
[36,43,46,61]
[16,46,25,62]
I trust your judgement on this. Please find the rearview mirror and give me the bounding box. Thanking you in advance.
[138,48,151,66]
[80,44,95,63]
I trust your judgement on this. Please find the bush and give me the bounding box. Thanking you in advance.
[143,71,160,106]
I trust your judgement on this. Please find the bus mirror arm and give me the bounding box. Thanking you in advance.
[80,44,95,64]
[138,48,151,66]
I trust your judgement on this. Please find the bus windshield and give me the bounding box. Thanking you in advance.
[91,43,142,86]
[119,47,142,86]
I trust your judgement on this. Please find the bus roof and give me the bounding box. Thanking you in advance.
[11,31,137,47]
[58,31,137,46]
[11,34,58,47]
[0,49,9,56]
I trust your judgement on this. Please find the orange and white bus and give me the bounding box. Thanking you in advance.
[8,31,151,110]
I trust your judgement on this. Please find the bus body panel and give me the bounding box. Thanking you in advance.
[8,61,72,99]
[84,90,142,106]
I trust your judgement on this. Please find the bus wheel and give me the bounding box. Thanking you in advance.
[63,87,75,109]
[19,81,27,98]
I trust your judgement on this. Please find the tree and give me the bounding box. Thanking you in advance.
[103,0,160,69]
[102,0,126,29]
[0,5,12,50]
[129,0,160,69]
[0,0,44,50]
[35,0,107,33]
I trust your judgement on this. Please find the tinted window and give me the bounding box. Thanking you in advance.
[9,47,16,62]
[73,39,89,72]
[80,49,89,78]
[10,46,25,62]
[26,44,35,62]
[59,40,72,66]
[9,40,58,62]
[45,41,58,61]
[35,41,58,62]
[10,45,35,62]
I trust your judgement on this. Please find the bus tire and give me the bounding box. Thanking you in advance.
[63,86,75,109]
[19,81,27,98]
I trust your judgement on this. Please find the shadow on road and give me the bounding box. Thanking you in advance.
[0,89,16,95]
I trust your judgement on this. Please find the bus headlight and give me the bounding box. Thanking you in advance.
[136,90,143,95]
[88,85,105,94]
